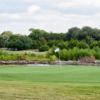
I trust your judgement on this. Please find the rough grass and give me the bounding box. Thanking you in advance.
[1,49,46,55]
[0,65,100,100]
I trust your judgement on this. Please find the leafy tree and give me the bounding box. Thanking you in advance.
[46,32,66,41]
[77,41,89,49]
[56,40,67,49]
[66,27,80,40]
[0,36,5,48]
[7,35,32,50]
[1,31,13,47]
[90,41,100,48]
[31,40,41,49]
[29,28,48,40]
[67,39,78,49]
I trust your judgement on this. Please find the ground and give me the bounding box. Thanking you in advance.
[0,65,100,100]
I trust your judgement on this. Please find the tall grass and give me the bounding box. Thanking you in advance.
[49,47,100,61]
[0,50,50,61]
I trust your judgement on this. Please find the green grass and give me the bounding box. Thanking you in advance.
[1,49,46,55]
[0,65,100,100]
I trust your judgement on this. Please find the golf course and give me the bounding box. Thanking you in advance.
[0,65,100,100]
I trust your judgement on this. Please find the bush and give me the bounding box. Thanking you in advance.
[93,47,100,59]
[49,55,57,61]
[49,48,100,61]
[77,41,89,49]
[7,35,32,50]
[67,39,78,49]
[0,50,50,61]
[39,45,49,52]
[60,49,70,60]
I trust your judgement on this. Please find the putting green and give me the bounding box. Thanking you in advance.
[0,65,100,100]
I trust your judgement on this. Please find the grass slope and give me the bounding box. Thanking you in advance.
[0,65,100,100]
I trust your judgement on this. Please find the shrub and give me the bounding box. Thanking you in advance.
[60,49,70,60]
[49,48,99,61]
[39,45,49,52]
[49,55,57,61]
[93,47,100,59]
[77,41,89,49]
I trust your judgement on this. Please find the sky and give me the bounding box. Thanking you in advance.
[0,0,100,34]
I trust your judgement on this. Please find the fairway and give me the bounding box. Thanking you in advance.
[0,65,100,100]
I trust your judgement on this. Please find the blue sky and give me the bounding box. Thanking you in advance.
[0,0,100,34]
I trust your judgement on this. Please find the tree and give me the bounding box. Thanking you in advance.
[77,41,89,49]
[67,39,78,49]
[0,36,5,48]
[7,35,32,50]
[29,29,48,49]
[46,32,66,41]
[66,27,80,40]
[29,28,48,40]
[90,41,100,48]
[1,31,13,47]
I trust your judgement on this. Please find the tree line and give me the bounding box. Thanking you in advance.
[0,26,100,51]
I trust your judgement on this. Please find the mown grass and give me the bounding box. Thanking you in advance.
[0,65,100,100]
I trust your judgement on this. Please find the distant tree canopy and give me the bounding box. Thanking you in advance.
[7,35,32,50]
[66,26,100,41]
[0,26,100,50]
[29,28,48,40]
[0,31,13,47]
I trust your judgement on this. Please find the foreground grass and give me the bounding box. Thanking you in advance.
[0,65,100,100]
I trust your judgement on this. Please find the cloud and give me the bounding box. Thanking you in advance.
[27,5,40,15]
[56,0,100,15]
[58,0,100,7]
[0,0,100,34]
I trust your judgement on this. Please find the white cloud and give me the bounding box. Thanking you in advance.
[58,2,78,8]
[27,5,40,15]
[0,13,20,22]
[58,0,100,8]
[0,0,100,34]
